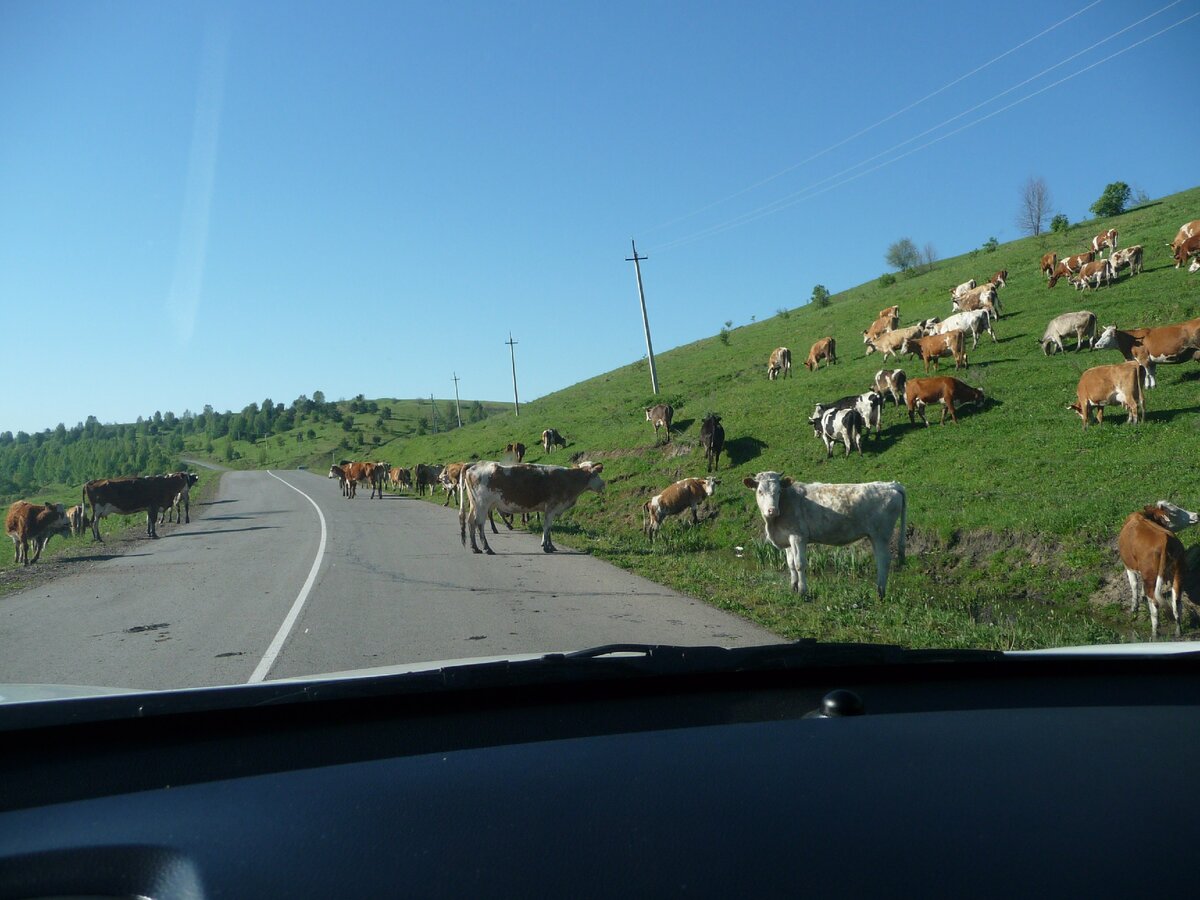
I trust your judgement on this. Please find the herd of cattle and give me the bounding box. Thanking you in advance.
[6,220,1199,639]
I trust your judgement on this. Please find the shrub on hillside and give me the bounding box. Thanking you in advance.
[877,273,896,288]
[1090,182,1130,218]
[1050,214,1069,234]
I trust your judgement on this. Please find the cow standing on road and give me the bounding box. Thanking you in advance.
[83,474,191,540]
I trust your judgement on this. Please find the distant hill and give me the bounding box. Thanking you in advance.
[388,185,1200,649]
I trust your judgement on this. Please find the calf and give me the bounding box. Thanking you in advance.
[873,369,907,407]
[1173,233,1200,270]
[645,403,674,443]
[934,309,995,349]
[699,413,725,472]
[1039,311,1097,354]
[743,472,907,600]
[460,462,605,554]
[505,442,526,463]
[328,465,349,497]
[767,346,791,380]
[1068,361,1147,428]
[809,406,864,457]
[6,501,71,566]
[804,337,837,371]
[1091,228,1118,256]
[1040,252,1058,280]
[1069,259,1113,290]
[901,329,967,372]
[541,428,567,453]
[1047,251,1095,287]
[159,471,199,524]
[904,376,985,426]
[1109,244,1143,277]
[1118,501,1200,638]
[643,476,718,542]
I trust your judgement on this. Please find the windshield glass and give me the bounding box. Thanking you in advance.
[3,1,1199,702]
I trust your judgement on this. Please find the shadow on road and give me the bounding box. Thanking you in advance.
[168,525,279,537]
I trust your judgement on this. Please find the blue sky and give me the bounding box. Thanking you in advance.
[2,0,1197,434]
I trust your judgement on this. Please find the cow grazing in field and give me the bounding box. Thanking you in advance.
[83,474,191,540]
[809,406,865,457]
[873,369,907,407]
[804,337,837,371]
[460,462,605,554]
[159,471,200,524]
[864,321,936,360]
[1091,228,1118,256]
[645,404,674,443]
[415,463,443,496]
[440,462,469,506]
[951,283,998,318]
[1040,252,1058,280]
[643,476,719,543]
[767,347,791,380]
[934,309,995,349]
[950,279,976,299]
[878,305,899,320]
[1068,361,1148,428]
[904,376,985,426]
[699,413,725,472]
[505,442,526,463]
[1047,251,1095,287]
[862,314,897,346]
[1094,320,1200,379]
[743,472,907,600]
[1109,245,1143,277]
[1039,311,1097,354]
[901,329,967,372]
[1069,259,1114,291]
[6,501,70,566]
[1173,233,1200,270]
[541,428,567,453]
[1170,220,1200,254]
[1118,501,1200,638]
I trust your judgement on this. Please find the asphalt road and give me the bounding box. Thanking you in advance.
[0,470,775,690]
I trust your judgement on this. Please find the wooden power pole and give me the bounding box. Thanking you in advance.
[505,333,520,416]
[452,373,463,427]
[626,239,659,394]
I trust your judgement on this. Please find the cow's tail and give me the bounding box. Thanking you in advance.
[896,484,907,567]
[458,465,473,547]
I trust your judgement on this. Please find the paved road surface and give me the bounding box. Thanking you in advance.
[0,470,775,690]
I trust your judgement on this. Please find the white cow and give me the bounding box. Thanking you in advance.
[873,369,907,407]
[1039,311,1097,355]
[743,472,907,600]
[950,279,976,299]
[934,310,996,349]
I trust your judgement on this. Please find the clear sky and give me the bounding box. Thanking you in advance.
[2,0,1197,434]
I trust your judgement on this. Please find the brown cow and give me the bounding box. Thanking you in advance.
[1069,259,1113,291]
[1068,361,1148,428]
[767,347,791,380]
[904,377,984,426]
[643,476,718,542]
[1094,319,1200,379]
[1040,252,1058,280]
[645,404,674,443]
[505,442,526,462]
[864,322,936,360]
[83,474,190,539]
[901,329,967,372]
[1172,233,1200,270]
[862,314,897,345]
[804,337,837,371]
[441,462,469,506]
[388,466,412,491]
[1118,501,1200,638]
[1047,251,1095,287]
[1170,219,1200,252]
[6,501,71,566]
[1091,228,1118,256]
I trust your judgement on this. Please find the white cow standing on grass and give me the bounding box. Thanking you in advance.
[743,472,906,600]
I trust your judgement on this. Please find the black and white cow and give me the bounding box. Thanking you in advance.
[809,406,864,457]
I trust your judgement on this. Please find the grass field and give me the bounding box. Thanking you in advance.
[378,186,1200,649]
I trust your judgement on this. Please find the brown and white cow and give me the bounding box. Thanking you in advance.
[1047,251,1095,287]
[950,279,976,300]
[1170,220,1200,253]
[1091,228,1118,256]
[1094,320,1200,380]
[1039,311,1097,355]
[645,404,674,443]
[743,472,906,600]
[541,429,567,453]
[873,369,907,407]
[864,322,936,360]
[339,461,388,499]
[933,310,995,349]
[1172,233,1200,270]
[643,476,718,542]
[6,501,71,566]
[950,283,998,318]
[460,462,605,554]
[901,329,967,372]
[767,347,792,380]
[328,464,349,496]
[1109,245,1143,277]
[904,376,984,426]
[441,462,469,506]
[989,269,1008,288]
[65,503,90,536]
[1118,501,1200,638]
[1067,361,1148,428]
[878,305,899,320]
[862,314,897,346]
[505,442,526,463]
[388,466,412,491]
[1040,252,1058,280]
[1069,258,1114,291]
[83,474,191,540]
[804,337,837,371]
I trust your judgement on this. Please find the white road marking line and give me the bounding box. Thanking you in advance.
[249,471,328,683]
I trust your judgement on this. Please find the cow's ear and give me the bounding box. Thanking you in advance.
[590,463,603,474]
[781,477,793,487]
[742,477,757,489]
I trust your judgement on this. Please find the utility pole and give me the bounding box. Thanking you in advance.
[505,333,520,416]
[626,239,659,394]
[451,373,463,428]
[429,393,440,434]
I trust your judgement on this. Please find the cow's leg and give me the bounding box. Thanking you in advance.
[790,536,808,596]
[147,508,158,538]
[1125,569,1141,614]
[690,504,699,525]
[871,536,891,600]
[541,511,557,552]
[473,508,493,555]
[1171,577,1183,638]
[29,535,50,564]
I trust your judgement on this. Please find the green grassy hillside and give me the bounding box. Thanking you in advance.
[386,186,1200,649]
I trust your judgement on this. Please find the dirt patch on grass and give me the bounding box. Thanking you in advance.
[905,527,1066,569]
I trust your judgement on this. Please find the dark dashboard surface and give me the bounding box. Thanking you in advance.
[1,656,1197,898]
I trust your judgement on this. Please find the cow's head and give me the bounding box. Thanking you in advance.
[1189,258,1200,273]
[863,338,878,355]
[1148,501,1200,533]
[863,391,884,410]
[578,462,606,493]
[1093,325,1119,350]
[808,405,827,431]
[702,477,719,496]
[743,471,791,520]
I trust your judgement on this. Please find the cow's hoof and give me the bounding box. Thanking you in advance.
[471,547,482,554]
[485,548,495,556]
